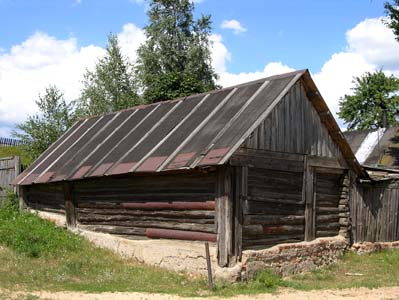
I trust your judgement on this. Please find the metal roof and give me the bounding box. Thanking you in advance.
[15,69,364,185]
[344,127,399,168]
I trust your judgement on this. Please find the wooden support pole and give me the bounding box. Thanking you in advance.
[14,156,21,194]
[64,182,76,228]
[205,242,214,290]
[216,166,233,267]
[18,185,27,211]
[304,156,315,241]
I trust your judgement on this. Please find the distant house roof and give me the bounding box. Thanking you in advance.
[15,69,365,186]
[344,127,399,169]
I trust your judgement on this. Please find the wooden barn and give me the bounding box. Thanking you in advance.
[14,70,366,267]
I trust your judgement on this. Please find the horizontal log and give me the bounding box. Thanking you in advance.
[233,149,305,162]
[242,234,304,247]
[246,196,302,205]
[243,224,304,236]
[78,213,214,224]
[316,200,339,208]
[315,193,339,202]
[146,228,216,242]
[231,156,304,172]
[78,219,216,233]
[244,201,304,215]
[316,230,339,238]
[244,215,305,226]
[77,208,215,218]
[78,224,146,236]
[121,201,215,211]
[317,223,340,231]
[316,207,340,214]
[75,193,215,202]
[316,214,340,223]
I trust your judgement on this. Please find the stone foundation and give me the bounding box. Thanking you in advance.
[351,241,399,254]
[241,235,347,279]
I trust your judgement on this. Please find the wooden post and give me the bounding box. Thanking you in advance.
[13,156,21,194]
[216,166,233,267]
[64,182,77,228]
[205,242,213,290]
[18,185,27,211]
[304,156,315,241]
[234,166,246,262]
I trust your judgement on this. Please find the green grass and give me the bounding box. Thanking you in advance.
[0,146,31,165]
[0,194,399,296]
[285,250,399,290]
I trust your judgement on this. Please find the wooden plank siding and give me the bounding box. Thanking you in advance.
[350,181,399,242]
[74,172,217,239]
[244,81,345,161]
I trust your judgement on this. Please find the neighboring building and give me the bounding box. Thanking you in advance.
[14,70,364,268]
[345,128,399,243]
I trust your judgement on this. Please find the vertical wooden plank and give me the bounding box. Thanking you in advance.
[14,156,21,194]
[233,166,246,261]
[18,185,28,210]
[64,182,76,228]
[303,156,315,241]
[216,166,233,267]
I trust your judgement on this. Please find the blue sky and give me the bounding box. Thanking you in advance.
[0,0,398,136]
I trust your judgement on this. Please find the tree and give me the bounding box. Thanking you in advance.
[384,0,399,41]
[136,0,218,103]
[77,34,140,117]
[338,70,399,130]
[13,86,73,163]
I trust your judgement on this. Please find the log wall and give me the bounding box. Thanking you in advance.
[350,180,399,242]
[73,172,217,239]
[25,183,65,214]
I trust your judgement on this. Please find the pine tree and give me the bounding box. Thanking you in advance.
[136,0,218,103]
[77,34,140,117]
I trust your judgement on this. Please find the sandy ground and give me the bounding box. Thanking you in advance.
[3,287,399,300]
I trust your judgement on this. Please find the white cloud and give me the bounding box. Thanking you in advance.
[0,24,145,137]
[117,23,146,61]
[218,62,295,88]
[209,34,231,74]
[221,19,247,34]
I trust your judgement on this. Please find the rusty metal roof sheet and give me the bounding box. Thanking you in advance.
[15,69,363,185]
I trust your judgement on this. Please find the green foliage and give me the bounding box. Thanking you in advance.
[0,189,19,211]
[136,0,218,103]
[338,70,399,130]
[0,202,82,258]
[249,268,284,289]
[12,86,74,162]
[385,0,399,41]
[77,34,141,117]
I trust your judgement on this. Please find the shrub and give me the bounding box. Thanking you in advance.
[250,268,283,289]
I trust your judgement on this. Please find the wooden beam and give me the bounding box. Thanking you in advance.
[303,156,315,241]
[307,156,347,169]
[216,166,233,267]
[14,156,21,194]
[233,166,246,262]
[18,185,27,211]
[64,182,77,228]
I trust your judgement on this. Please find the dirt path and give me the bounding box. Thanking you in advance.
[3,287,399,300]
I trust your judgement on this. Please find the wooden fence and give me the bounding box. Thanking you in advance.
[350,180,399,243]
[0,137,23,147]
[0,156,21,203]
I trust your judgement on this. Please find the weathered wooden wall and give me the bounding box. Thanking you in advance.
[244,81,345,161]
[25,183,65,214]
[0,156,20,202]
[74,172,217,240]
[350,180,399,242]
